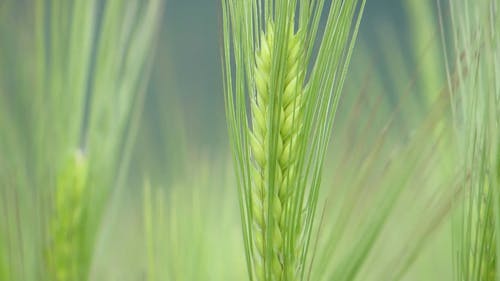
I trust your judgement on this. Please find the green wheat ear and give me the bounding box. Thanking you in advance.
[46,150,88,281]
[222,1,365,280]
[250,23,304,281]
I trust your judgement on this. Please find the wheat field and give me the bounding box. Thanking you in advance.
[0,0,498,280]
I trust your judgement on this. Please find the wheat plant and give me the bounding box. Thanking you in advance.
[222,0,366,280]
[444,0,500,280]
[45,151,89,281]
[0,0,161,280]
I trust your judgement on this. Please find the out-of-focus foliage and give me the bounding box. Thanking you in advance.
[0,0,162,280]
[143,156,246,281]
[446,0,500,280]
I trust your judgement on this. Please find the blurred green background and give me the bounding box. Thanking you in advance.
[136,0,442,182]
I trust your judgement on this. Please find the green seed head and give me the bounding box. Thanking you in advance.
[46,149,89,281]
[250,22,304,281]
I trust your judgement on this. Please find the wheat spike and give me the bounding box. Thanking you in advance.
[46,150,88,281]
[250,22,304,281]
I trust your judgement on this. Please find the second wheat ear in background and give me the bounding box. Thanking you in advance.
[250,23,305,281]
[46,151,89,281]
